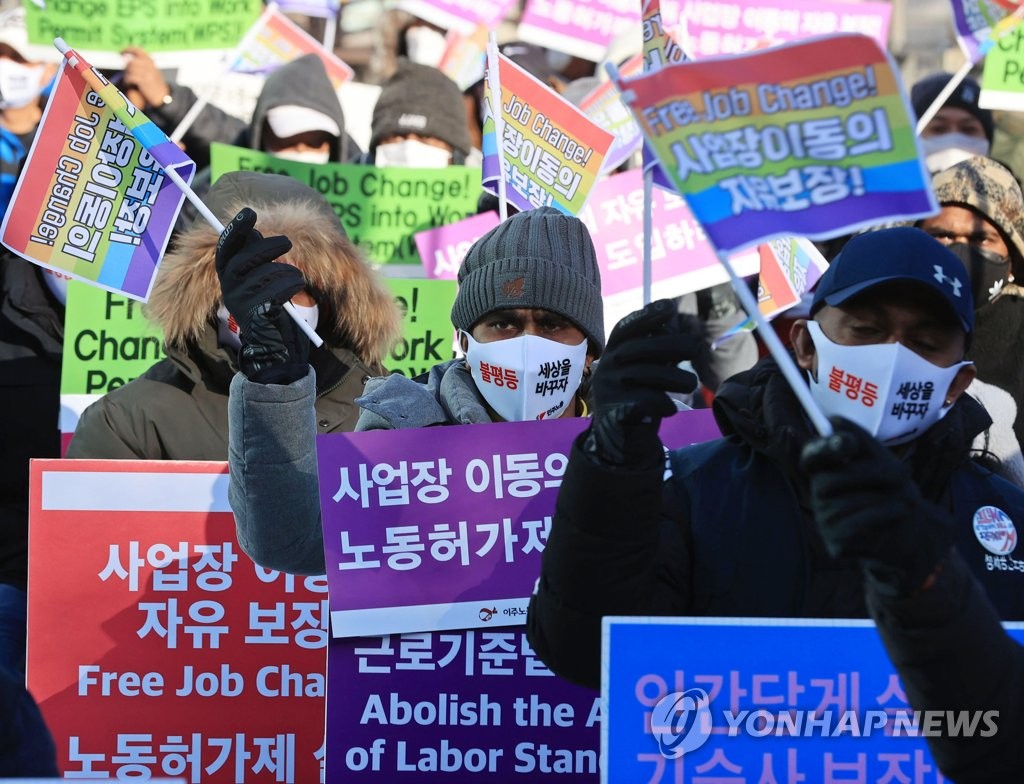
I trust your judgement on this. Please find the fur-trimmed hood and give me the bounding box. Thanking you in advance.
[146,172,401,366]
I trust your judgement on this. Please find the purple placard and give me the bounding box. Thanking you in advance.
[680,0,893,57]
[327,630,600,782]
[577,170,760,324]
[391,0,518,35]
[317,411,719,637]
[415,211,500,280]
[517,0,639,62]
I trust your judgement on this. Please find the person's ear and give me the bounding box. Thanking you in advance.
[458,330,469,355]
[943,363,978,407]
[791,319,816,374]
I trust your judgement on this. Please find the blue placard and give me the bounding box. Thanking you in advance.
[602,617,1024,783]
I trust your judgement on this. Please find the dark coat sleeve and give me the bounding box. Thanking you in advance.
[527,433,692,689]
[867,552,1024,782]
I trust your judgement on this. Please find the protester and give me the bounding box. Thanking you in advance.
[911,72,994,174]
[369,60,474,167]
[0,14,56,219]
[528,227,1024,688]
[802,418,1024,782]
[0,661,58,777]
[66,171,400,459]
[223,207,665,575]
[918,156,1024,469]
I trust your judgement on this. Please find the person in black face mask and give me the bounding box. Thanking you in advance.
[919,155,1024,479]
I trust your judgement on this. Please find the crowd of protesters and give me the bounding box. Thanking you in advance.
[3,1,1024,777]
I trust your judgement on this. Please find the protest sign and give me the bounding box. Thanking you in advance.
[383,279,458,377]
[517,0,638,62]
[482,53,613,215]
[602,617,1024,783]
[317,412,719,638]
[59,280,167,449]
[578,54,645,174]
[575,169,759,326]
[439,24,489,91]
[28,460,326,782]
[618,34,937,254]
[414,211,499,280]
[210,143,482,266]
[391,0,518,35]
[23,0,263,53]
[681,0,892,58]
[755,235,828,318]
[229,4,353,88]
[981,21,1024,110]
[326,631,600,782]
[1,56,194,301]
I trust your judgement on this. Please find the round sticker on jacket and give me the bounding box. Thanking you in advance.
[972,506,1018,555]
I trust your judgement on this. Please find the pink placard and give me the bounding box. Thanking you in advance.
[414,211,500,280]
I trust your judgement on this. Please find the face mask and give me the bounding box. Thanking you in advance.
[545,48,572,72]
[375,139,451,169]
[463,332,588,422]
[272,149,331,165]
[805,321,971,446]
[946,242,1011,304]
[921,133,990,173]
[405,26,447,67]
[0,59,45,110]
[288,301,319,332]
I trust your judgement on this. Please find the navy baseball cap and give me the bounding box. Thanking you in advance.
[811,227,974,335]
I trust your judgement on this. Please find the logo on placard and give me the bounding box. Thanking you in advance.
[479,607,497,622]
[973,506,1017,555]
[651,688,712,758]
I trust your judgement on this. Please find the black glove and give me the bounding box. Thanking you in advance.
[800,416,953,597]
[585,298,706,467]
[215,208,310,384]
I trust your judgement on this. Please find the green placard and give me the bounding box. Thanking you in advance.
[383,278,458,378]
[25,0,262,52]
[981,29,1024,111]
[210,143,482,266]
[61,280,166,396]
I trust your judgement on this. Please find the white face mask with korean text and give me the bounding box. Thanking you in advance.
[805,321,971,446]
[463,332,587,422]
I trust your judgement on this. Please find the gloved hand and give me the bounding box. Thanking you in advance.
[800,416,953,597]
[585,299,706,467]
[215,208,310,384]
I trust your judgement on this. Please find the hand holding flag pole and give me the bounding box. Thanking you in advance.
[53,37,323,348]
[607,61,833,438]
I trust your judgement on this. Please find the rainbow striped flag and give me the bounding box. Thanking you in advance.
[617,34,937,254]
[0,46,194,301]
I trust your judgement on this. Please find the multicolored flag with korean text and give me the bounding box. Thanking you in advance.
[0,48,195,301]
[952,0,1024,62]
[615,33,937,253]
[230,3,353,88]
[579,54,645,173]
[641,0,687,190]
[482,52,614,215]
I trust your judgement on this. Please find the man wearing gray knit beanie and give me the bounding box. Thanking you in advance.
[356,206,606,427]
[220,207,614,575]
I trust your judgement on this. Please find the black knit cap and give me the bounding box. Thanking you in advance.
[370,60,472,155]
[911,72,994,143]
[451,207,605,355]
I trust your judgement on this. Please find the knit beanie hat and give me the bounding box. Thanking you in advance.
[932,155,1024,267]
[451,207,605,354]
[911,72,994,143]
[370,60,472,155]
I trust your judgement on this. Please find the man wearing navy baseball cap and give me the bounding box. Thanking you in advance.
[527,226,1024,691]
